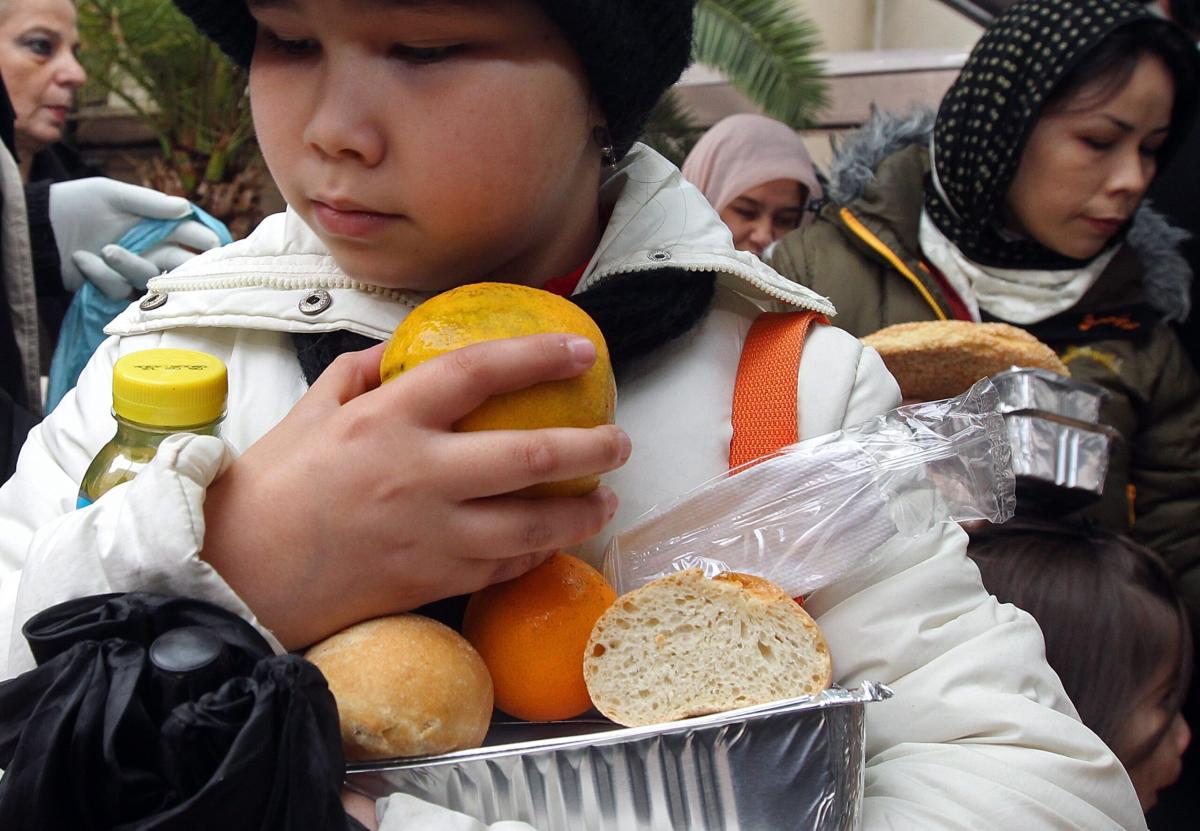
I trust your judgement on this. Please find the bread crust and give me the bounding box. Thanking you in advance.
[583,569,831,727]
[305,614,493,760]
[862,320,1068,402]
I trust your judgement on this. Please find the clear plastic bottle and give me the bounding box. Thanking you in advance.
[77,349,227,509]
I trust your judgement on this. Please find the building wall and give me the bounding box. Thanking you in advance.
[791,0,981,51]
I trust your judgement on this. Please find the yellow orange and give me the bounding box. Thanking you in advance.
[462,553,617,721]
[381,282,615,497]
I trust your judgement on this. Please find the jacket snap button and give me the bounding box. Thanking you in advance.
[648,249,672,262]
[139,292,167,311]
[299,290,332,315]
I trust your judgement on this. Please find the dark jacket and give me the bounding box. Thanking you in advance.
[0,81,72,480]
[770,111,1200,612]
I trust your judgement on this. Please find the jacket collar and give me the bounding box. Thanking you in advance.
[110,144,835,338]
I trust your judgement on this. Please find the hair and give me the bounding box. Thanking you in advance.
[967,519,1192,766]
[1042,19,1200,164]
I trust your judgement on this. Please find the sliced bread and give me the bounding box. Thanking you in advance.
[582,569,832,727]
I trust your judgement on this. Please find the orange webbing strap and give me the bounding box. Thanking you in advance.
[729,311,828,470]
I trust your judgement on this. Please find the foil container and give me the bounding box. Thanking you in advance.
[990,368,1108,423]
[1006,411,1118,508]
[347,681,892,831]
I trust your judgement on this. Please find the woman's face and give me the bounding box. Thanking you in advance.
[718,178,808,259]
[1120,664,1192,811]
[0,0,86,158]
[248,0,602,290]
[1005,52,1174,261]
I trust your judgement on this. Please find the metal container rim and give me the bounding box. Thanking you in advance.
[347,680,893,773]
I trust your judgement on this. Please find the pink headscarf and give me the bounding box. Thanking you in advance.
[681,114,823,226]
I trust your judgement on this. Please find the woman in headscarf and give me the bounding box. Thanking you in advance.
[682,113,823,259]
[770,0,1200,623]
[0,0,89,183]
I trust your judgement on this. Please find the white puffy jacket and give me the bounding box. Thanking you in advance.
[0,146,1143,829]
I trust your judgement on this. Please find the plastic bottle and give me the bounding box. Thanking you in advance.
[77,348,227,509]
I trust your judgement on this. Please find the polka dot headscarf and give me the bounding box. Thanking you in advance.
[925,0,1192,270]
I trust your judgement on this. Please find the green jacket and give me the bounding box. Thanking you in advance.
[771,117,1200,612]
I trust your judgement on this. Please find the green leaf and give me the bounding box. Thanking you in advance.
[76,0,257,192]
[693,0,828,129]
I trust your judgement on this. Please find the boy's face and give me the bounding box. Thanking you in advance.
[248,0,603,290]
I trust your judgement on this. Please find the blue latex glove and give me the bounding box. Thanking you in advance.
[45,207,233,412]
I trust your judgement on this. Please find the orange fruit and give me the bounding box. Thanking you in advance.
[380,282,616,497]
[462,552,617,721]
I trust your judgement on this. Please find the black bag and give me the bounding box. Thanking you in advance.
[0,593,363,830]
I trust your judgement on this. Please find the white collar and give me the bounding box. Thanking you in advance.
[141,144,834,317]
[919,211,1116,324]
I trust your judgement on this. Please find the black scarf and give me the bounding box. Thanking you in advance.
[291,269,717,387]
[924,0,1185,270]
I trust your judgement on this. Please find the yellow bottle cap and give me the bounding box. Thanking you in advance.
[112,349,228,428]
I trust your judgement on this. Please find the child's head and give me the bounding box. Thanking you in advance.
[173,0,694,289]
[967,520,1193,811]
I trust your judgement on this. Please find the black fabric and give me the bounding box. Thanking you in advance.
[170,0,694,158]
[926,0,1196,269]
[571,269,717,380]
[290,269,719,388]
[1148,109,1200,371]
[0,76,13,157]
[29,141,100,184]
[23,179,64,300]
[997,302,1160,346]
[1,385,38,483]
[291,329,381,388]
[0,592,357,831]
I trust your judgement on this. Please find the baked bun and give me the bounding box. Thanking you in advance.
[305,614,493,760]
[862,320,1068,402]
[582,569,831,728]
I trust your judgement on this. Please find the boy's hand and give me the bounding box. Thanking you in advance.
[202,334,629,650]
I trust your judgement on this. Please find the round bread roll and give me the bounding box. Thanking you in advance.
[305,614,493,760]
[583,569,831,728]
[862,320,1069,402]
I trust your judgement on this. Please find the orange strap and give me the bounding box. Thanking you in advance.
[729,311,828,470]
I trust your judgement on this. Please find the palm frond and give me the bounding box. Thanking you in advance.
[693,0,828,128]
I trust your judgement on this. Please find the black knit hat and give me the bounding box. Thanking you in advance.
[171,0,694,159]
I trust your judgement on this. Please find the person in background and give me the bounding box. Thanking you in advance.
[682,113,823,259]
[0,0,88,183]
[770,0,1200,622]
[0,0,1151,826]
[967,520,1193,814]
[1,75,222,481]
[0,0,222,376]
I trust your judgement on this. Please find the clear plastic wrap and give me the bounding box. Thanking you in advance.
[603,380,1015,597]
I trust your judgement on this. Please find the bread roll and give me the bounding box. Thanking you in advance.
[305,614,493,760]
[582,569,831,727]
[862,320,1068,402]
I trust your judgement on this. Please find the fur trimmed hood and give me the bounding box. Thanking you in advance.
[825,108,1193,322]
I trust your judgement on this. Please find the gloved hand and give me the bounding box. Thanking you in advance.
[49,177,222,299]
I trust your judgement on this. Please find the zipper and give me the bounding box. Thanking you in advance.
[146,272,420,309]
[584,260,833,313]
[148,257,830,314]
[838,207,948,321]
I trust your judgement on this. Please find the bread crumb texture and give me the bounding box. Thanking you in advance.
[583,569,831,727]
[862,320,1068,401]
